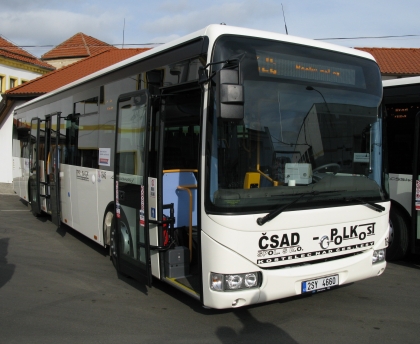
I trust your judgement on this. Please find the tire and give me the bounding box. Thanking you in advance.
[28,189,41,217]
[29,201,38,217]
[109,210,133,275]
[387,207,409,261]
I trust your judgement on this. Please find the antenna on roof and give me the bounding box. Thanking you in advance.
[122,18,125,48]
[281,4,289,35]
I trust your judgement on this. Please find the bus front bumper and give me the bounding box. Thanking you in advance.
[202,233,386,309]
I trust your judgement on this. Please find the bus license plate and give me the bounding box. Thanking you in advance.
[302,274,339,293]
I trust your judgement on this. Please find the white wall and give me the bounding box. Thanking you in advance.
[0,64,43,100]
[0,61,46,183]
[0,100,26,183]
[0,107,13,183]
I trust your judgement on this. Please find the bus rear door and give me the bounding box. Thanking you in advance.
[46,113,62,227]
[29,117,41,216]
[28,113,62,226]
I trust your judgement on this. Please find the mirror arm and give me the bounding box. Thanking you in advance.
[198,58,241,85]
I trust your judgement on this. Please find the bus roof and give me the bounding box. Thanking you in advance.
[15,24,377,112]
[383,76,420,88]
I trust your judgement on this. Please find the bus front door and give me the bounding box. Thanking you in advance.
[29,117,41,216]
[113,90,153,286]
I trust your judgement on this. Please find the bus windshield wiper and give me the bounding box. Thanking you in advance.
[343,197,385,212]
[256,191,337,226]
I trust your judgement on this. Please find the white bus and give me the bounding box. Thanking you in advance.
[12,24,389,309]
[383,76,420,260]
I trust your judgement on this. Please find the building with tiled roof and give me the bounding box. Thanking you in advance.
[0,47,149,190]
[0,35,55,193]
[356,48,420,80]
[0,35,54,96]
[41,33,117,69]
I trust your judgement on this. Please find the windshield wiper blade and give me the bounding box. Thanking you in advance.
[256,191,337,226]
[343,197,385,212]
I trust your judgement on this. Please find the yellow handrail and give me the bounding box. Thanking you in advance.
[177,184,197,262]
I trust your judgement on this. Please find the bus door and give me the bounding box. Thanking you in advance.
[412,112,420,254]
[45,113,62,227]
[114,90,154,285]
[29,117,41,216]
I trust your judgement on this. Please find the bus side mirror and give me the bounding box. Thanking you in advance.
[217,69,244,120]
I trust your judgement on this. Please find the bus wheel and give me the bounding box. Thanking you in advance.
[109,211,132,275]
[29,202,37,217]
[28,190,40,217]
[387,207,409,261]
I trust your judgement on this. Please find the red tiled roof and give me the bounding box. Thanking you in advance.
[0,35,54,70]
[356,48,420,75]
[6,48,150,96]
[42,33,117,60]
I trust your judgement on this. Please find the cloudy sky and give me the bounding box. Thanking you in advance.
[1,0,419,58]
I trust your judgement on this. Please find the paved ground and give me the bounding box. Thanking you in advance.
[0,183,14,195]
[1,194,420,344]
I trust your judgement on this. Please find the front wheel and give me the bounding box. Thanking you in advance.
[109,210,133,275]
[387,207,409,261]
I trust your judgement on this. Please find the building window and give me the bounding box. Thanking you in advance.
[9,77,17,89]
[0,75,4,92]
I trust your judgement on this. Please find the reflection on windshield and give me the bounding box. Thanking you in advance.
[209,81,384,211]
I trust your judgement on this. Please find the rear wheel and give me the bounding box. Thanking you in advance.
[28,188,41,217]
[387,207,409,261]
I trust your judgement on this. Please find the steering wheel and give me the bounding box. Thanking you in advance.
[313,163,341,174]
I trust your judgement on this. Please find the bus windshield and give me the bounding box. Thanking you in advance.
[207,35,385,213]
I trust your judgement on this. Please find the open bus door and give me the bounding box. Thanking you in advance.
[28,113,62,225]
[29,117,41,216]
[412,112,420,254]
[46,113,62,227]
[112,90,154,286]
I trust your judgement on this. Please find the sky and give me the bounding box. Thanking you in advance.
[1,0,419,58]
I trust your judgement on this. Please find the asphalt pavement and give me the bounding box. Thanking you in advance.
[1,193,420,344]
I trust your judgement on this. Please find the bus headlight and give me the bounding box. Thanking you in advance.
[226,275,243,289]
[244,273,258,288]
[372,249,386,264]
[210,272,261,291]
